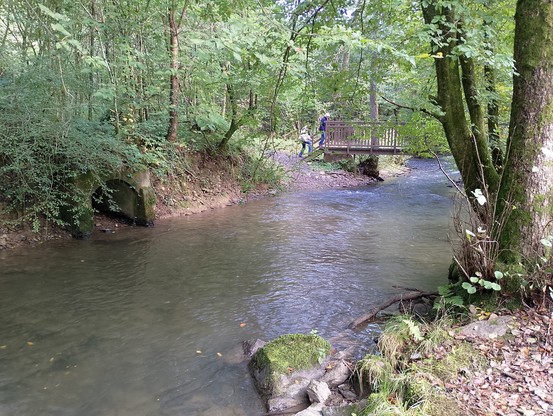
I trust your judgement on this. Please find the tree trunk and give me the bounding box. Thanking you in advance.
[421,2,499,199]
[497,0,553,263]
[218,83,240,151]
[369,78,379,122]
[166,7,179,143]
[88,0,97,122]
[483,17,503,169]
[485,62,502,168]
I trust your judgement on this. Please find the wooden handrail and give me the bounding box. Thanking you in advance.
[324,120,405,154]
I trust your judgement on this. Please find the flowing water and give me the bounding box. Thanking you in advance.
[0,158,458,416]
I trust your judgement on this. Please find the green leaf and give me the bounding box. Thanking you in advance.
[39,4,70,22]
[462,282,476,294]
[482,280,494,289]
[51,23,71,37]
[494,271,504,280]
[448,296,465,306]
[438,285,453,296]
[402,319,424,342]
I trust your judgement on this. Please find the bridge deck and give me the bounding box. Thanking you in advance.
[323,120,404,155]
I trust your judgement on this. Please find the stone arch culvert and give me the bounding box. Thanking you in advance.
[63,168,156,238]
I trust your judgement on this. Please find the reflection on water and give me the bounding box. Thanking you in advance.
[0,158,458,415]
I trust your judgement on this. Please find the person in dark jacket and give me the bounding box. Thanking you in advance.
[318,112,329,148]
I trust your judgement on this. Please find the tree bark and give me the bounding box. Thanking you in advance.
[165,1,189,143]
[218,82,240,151]
[497,0,553,263]
[485,62,502,168]
[483,15,502,169]
[421,2,499,199]
[165,7,180,142]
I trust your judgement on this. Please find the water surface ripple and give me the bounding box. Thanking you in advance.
[0,158,458,415]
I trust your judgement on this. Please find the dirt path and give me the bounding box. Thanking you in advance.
[273,151,410,192]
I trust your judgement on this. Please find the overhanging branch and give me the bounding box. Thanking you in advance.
[380,95,442,121]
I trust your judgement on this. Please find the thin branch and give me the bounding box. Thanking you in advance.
[428,148,465,196]
[176,0,190,33]
[380,95,442,120]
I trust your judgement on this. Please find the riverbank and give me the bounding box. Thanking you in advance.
[0,151,409,251]
[349,306,552,416]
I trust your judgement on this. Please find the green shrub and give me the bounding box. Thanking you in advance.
[0,69,138,228]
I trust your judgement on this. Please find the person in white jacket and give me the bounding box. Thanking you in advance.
[298,127,313,158]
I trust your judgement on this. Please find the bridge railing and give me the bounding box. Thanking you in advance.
[325,120,404,154]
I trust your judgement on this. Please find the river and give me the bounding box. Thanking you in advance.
[0,157,458,415]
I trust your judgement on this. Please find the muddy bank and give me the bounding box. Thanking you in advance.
[0,152,409,251]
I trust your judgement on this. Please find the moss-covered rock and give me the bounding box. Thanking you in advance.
[248,333,331,410]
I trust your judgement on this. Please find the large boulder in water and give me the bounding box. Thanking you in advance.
[248,333,332,413]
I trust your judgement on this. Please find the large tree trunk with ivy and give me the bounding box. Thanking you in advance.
[421,2,500,200]
[497,1,553,263]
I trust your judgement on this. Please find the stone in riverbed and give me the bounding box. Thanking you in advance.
[307,380,331,403]
[248,333,332,413]
[320,360,351,388]
[242,339,266,357]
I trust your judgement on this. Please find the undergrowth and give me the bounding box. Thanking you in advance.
[356,315,481,416]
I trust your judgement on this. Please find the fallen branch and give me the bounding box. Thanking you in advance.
[392,285,427,292]
[348,291,437,330]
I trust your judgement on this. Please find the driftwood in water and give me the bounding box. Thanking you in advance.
[348,291,437,330]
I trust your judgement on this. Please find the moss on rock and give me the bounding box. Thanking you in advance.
[251,333,331,374]
[248,333,331,399]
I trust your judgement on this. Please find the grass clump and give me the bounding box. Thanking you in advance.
[356,314,482,416]
[250,333,331,376]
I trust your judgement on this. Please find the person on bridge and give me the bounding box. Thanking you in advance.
[298,126,313,158]
[318,112,329,148]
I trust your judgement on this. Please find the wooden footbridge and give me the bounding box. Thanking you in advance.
[321,120,405,156]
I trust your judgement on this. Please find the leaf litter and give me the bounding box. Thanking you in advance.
[449,308,552,415]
